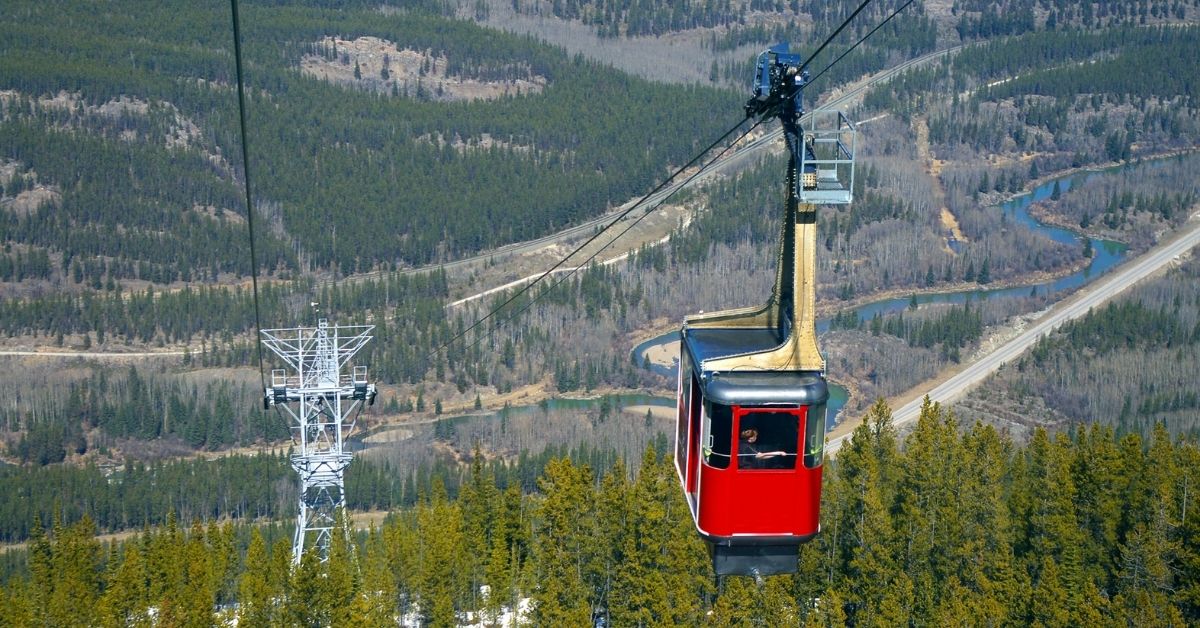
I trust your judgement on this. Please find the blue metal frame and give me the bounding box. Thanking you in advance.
[745,43,856,205]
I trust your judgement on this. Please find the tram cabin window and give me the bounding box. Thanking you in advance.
[703,402,733,469]
[675,370,692,479]
[803,403,827,469]
[737,411,798,470]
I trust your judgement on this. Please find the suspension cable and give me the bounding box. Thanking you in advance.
[798,0,876,75]
[442,118,764,360]
[807,0,918,87]
[230,0,267,393]
[433,115,755,357]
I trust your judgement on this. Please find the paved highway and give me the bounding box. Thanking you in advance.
[827,213,1200,456]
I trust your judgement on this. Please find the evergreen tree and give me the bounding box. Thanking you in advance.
[326,517,362,628]
[346,529,398,627]
[1027,556,1071,626]
[802,586,848,627]
[47,516,102,627]
[611,449,711,625]
[26,518,52,623]
[1176,484,1200,620]
[842,401,910,624]
[98,543,150,628]
[0,579,35,627]
[590,458,631,625]
[382,512,420,619]
[530,458,593,626]
[459,445,498,610]
[1013,429,1086,623]
[1070,424,1123,590]
[708,576,757,627]
[238,530,276,626]
[268,537,295,615]
[178,522,216,627]
[417,482,466,627]
[482,533,515,624]
[955,422,1023,624]
[285,549,333,627]
[145,513,185,613]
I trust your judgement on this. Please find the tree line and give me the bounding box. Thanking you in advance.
[1039,153,1200,250]
[0,419,666,545]
[831,301,984,362]
[955,0,1198,39]
[3,400,1198,624]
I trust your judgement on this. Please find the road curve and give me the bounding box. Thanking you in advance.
[827,213,1200,455]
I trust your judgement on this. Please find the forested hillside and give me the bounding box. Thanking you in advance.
[863,25,1200,196]
[949,0,1200,37]
[5,24,1199,471]
[0,0,737,288]
[510,0,1199,42]
[3,402,1198,625]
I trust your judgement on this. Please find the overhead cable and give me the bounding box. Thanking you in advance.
[798,0,876,75]
[230,0,268,392]
[450,118,765,359]
[807,0,919,87]
[433,116,755,357]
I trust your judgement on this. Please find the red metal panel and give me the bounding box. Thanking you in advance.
[695,405,821,538]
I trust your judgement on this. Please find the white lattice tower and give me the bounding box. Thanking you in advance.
[261,319,376,563]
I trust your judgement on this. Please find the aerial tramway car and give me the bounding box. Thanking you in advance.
[673,44,856,576]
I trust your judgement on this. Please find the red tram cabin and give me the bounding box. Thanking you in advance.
[673,327,828,576]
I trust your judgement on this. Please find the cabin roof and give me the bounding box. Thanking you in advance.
[682,327,828,406]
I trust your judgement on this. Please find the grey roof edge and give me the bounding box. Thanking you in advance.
[703,370,829,406]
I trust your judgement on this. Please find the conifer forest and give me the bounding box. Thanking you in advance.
[1,0,1200,624]
[5,403,1200,625]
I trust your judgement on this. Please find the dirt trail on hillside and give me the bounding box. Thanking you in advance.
[914,115,965,250]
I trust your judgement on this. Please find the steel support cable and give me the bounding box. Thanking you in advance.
[806,0,919,87]
[230,0,267,393]
[447,118,765,359]
[433,115,755,358]
[797,0,876,76]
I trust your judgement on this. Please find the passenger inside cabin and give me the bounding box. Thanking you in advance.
[738,427,787,469]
